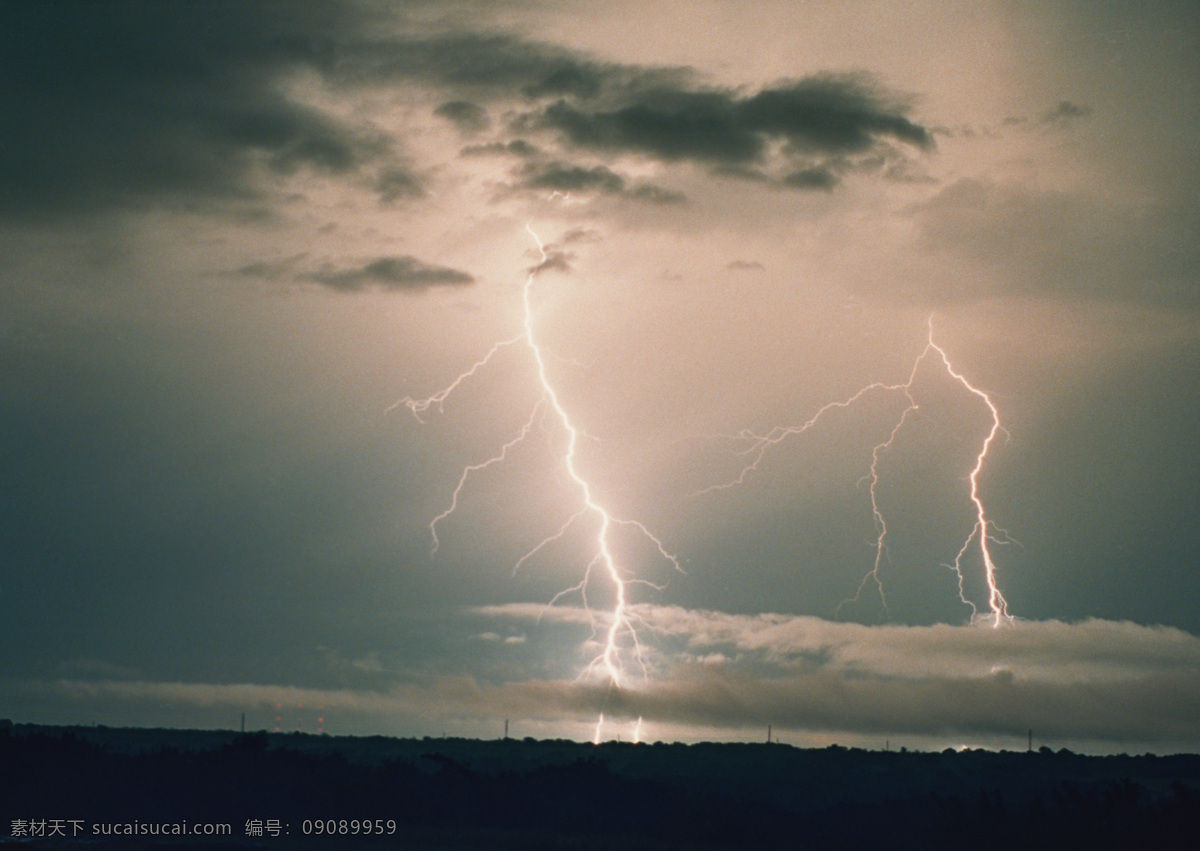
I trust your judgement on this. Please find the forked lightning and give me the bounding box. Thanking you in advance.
[707,318,1014,627]
[396,225,680,741]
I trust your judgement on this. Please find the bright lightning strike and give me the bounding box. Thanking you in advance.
[927,327,1012,627]
[398,225,681,740]
[706,317,1014,628]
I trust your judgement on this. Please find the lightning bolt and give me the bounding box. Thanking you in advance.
[926,326,1013,627]
[705,317,1013,627]
[399,224,681,740]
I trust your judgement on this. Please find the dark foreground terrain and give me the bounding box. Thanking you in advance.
[2,724,1197,850]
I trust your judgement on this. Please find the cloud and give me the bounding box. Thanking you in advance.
[530,252,574,275]
[231,253,474,292]
[727,260,765,272]
[517,161,685,205]
[375,168,425,203]
[461,140,542,158]
[13,608,1200,747]
[472,632,528,645]
[526,163,627,194]
[602,663,1200,745]
[435,100,491,134]
[478,604,1200,683]
[783,166,838,191]
[346,27,930,194]
[625,606,1200,682]
[0,2,931,223]
[628,184,687,204]
[539,97,758,163]
[0,0,411,221]
[558,228,602,245]
[534,75,931,180]
[472,603,595,626]
[461,604,1200,746]
[231,254,309,282]
[1040,101,1093,126]
[309,257,475,292]
[350,30,687,101]
[20,630,1199,747]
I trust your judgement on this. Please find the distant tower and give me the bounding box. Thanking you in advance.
[504,719,509,740]
[767,725,772,744]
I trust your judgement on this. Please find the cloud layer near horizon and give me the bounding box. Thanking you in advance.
[14,611,1199,750]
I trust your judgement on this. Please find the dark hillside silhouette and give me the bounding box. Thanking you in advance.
[2,724,1197,849]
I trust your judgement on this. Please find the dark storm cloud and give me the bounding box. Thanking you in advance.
[783,166,839,191]
[740,80,931,150]
[629,184,686,204]
[461,140,542,158]
[309,257,475,292]
[232,253,474,291]
[434,101,491,134]
[0,0,418,221]
[526,163,627,194]
[538,96,760,162]
[711,161,837,192]
[350,30,687,100]
[375,168,425,202]
[535,76,932,167]
[521,162,686,204]
[0,1,930,223]
[346,25,930,191]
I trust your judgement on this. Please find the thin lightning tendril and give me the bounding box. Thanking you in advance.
[400,224,680,741]
[428,403,543,555]
[389,337,523,421]
[707,317,1013,628]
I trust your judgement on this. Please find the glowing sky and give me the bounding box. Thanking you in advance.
[2,0,1199,753]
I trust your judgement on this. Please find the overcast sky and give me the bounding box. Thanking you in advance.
[2,0,1198,753]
